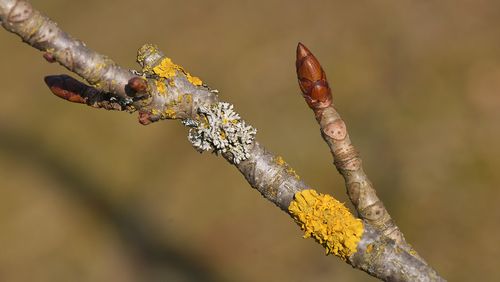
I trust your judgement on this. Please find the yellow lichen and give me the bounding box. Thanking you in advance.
[177,95,184,103]
[275,156,286,166]
[152,58,203,86]
[153,57,178,79]
[366,244,373,253]
[220,131,227,139]
[288,189,364,260]
[137,44,160,71]
[286,167,300,179]
[274,156,300,180]
[164,108,176,119]
[155,79,167,94]
[201,115,209,128]
[184,94,193,103]
[186,73,203,86]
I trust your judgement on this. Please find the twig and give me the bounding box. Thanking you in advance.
[295,43,421,258]
[0,0,445,281]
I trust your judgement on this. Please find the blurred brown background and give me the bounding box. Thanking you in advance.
[1,0,499,281]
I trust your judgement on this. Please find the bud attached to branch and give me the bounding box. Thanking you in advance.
[44,74,135,112]
[295,43,333,111]
[44,75,87,104]
[126,76,148,98]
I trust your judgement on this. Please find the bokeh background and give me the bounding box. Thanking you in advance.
[1,0,499,281]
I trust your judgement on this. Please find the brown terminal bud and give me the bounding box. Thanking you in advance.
[296,43,332,110]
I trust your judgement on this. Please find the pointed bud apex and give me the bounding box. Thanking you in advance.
[296,43,332,110]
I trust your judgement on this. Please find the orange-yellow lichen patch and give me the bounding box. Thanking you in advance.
[288,189,363,260]
[275,156,286,166]
[153,57,178,79]
[186,73,203,86]
[137,43,159,69]
[184,94,193,103]
[286,167,299,180]
[274,156,300,180]
[164,108,176,119]
[151,109,161,116]
[366,244,374,254]
[152,57,203,86]
[155,79,167,94]
[222,118,239,125]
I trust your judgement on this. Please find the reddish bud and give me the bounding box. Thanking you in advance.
[128,77,147,92]
[43,52,56,63]
[44,75,87,104]
[296,43,332,109]
[127,76,148,96]
[138,111,153,125]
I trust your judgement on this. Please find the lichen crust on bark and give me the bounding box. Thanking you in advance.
[152,57,203,86]
[183,102,257,164]
[288,189,364,260]
[134,43,218,124]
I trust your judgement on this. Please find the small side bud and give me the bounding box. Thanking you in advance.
[138,111,153,125]
[126,76,148,97]
[43,52,56,63]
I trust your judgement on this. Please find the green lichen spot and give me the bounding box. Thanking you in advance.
[288,189,364,260]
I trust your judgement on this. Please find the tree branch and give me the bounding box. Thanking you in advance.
[295,43,421,258]
[0,0,445,281]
